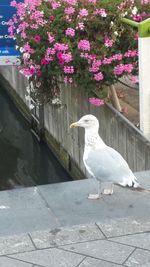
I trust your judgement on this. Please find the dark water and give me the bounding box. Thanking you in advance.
[0,84,72,190]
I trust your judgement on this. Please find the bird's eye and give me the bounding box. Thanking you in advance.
[84,120,89,122]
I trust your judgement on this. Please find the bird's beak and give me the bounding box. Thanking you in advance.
[70,122,79,128]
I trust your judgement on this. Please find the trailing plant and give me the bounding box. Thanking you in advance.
[9,0,150,105]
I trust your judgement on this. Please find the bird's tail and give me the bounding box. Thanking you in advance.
[130,186,150,193]
[118,171,150,193]
[117,183,150,192]
[130,173,150,192]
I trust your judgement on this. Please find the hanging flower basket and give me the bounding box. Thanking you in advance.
[9,0,150,105]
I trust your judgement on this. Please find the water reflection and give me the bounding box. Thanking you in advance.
[0,85,72,190]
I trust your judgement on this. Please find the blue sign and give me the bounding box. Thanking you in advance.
[0,0,22,63]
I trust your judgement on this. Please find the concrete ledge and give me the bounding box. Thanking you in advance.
[0,170,149,237]
[0,171,150,266]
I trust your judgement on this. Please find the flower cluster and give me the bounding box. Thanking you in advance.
[89,98,104,106]
[9,0,150,103]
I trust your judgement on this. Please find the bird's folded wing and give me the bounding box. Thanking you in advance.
[84,146,131,183]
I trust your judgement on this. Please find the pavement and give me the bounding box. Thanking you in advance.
[0,170,150,266]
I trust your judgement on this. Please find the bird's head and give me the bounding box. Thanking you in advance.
[70,114,99,131]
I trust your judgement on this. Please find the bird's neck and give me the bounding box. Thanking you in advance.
[84,128,105,149]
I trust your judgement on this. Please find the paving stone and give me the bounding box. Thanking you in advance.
[110,232,150,250]
[0,234,34,255]
[0,257,33,267]
[97,219,150,238]
[30,224,104,249]
[78,257,120,267]
[10,247,84,267]
[125,248,150,267]
[61,239,134,264]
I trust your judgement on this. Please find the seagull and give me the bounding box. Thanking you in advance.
[70,114,147,199]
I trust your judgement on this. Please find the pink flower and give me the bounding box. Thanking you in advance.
[76,22,85,31]
[79,8,88,17]
[94,72,104,81]
[89,66,99,73]
[16,2,26,19]
[65,15,72,23]
[112,54,123,61]
[57,52,65,65]
[20,68,31,77]
[23,0,42,11]
[131,75,138,84]
[63,0,77,6]
[124,50,138,57]
[114,64,125,75]
[141,0,149,4]
[23,43,35,53]
[10,0,17,7]
[65,28,75,37]
[45,55,53,62]
[104,35,114,48]
[8,25,15,36]
[62,53,73,63]
[18,22,29,31]
[102,57,112,65]
[114,64,133,75]
[64,76,73,84]
[89,98,104,106]
[34,35,41,42]
[41,58,49,65]
[47,32,55,43]
[89,60,102,72]
[132,15,143,22]
[30,10,44,20]
[87,54,97,60]
[51,2,61,9]
[124,64,133,73]
[12,14,18,24]
[20,65,39,77]
[29,66,36,75]
[31,24,38,29]
[64,7,75,15]
[49,15,55,21]
[78,40,90,51]
[80,53,89,59]
[46,48,56,55]
[93,9,107,17]
[20,31,27,39]
[63,66,74,74]
[54,43,68,51]
[87,0,97,3]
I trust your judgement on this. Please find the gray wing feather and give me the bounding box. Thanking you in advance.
[84,146,131,183]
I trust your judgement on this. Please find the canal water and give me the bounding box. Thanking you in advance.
[0,84,72,190]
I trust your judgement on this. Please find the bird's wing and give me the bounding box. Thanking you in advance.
[84,145,131,184]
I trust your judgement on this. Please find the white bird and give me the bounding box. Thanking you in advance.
[70,114,147,199]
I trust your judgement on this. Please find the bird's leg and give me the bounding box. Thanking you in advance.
[88,182,101,200]
[102,183,114,195]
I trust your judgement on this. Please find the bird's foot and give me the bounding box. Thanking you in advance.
[88,193,101,200]
[102,188,113,195]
